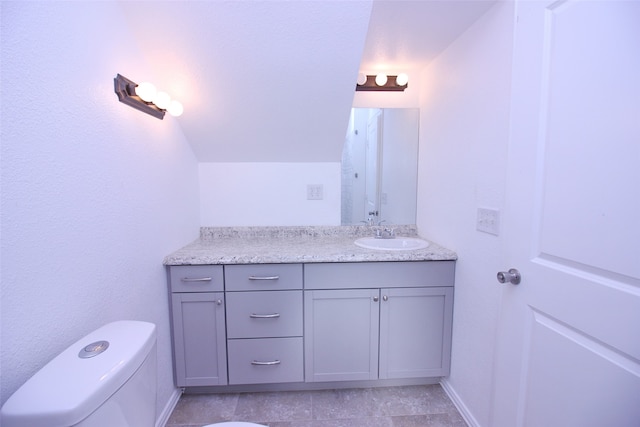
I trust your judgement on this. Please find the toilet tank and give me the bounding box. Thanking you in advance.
[1,320,157,427]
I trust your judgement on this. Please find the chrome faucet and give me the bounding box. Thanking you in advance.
[374,226,395,239]
[360,217,375,226]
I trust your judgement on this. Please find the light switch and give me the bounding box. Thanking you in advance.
[476,207,500,235]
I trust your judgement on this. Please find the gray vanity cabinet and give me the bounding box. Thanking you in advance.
[169,265,228,387]
[304,261,455,383]
[168,260,455,389]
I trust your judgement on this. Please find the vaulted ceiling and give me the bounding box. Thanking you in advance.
[120,1,495,163]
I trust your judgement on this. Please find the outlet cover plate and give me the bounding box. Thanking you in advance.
[307,184,323,200]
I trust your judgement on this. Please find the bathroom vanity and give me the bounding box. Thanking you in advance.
[164,226,457,392]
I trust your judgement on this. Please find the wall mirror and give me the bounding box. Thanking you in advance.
[341,108,419,225]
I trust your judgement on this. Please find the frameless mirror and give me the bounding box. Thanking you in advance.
[341,108,419,225]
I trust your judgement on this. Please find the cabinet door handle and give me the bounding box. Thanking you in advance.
[383,295,388,302]
[181,277,212,282]
[249,313,280,319]
[248,275,280,281]
[251,360,281,366]
[216,299,223,305]
[373,296,379,302]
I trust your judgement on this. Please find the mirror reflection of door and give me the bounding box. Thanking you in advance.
[341,108,419,226]
[365,109,383,223]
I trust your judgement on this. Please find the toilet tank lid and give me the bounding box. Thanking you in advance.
[1,320,156,427]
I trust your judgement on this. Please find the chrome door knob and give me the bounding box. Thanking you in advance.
[497,268,521,285]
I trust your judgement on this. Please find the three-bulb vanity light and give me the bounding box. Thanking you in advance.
[355,72,409,92]
[114,74,183,120]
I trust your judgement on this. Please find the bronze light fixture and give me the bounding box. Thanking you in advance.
[355,73,409,92]
[114,74,183,120]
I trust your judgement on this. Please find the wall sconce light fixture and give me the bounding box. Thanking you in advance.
[114,74,183,120]
[355,72,409,92]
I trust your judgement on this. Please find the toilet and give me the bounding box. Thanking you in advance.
[1,321,158,427]
[0,320,265,427]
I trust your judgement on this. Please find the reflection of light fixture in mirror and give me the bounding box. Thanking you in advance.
[355,73,408,92]
[114,74,184,120]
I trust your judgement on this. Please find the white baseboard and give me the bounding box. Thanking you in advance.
[440,379,481,427]
[156,388,183,427]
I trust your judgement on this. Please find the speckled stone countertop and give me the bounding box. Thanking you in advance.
[163,226,457,265]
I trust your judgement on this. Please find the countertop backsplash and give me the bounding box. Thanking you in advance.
[199,225,420,240]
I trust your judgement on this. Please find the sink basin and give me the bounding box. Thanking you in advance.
[354,237,430,251]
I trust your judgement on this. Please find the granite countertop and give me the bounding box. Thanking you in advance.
[163,226,457,266]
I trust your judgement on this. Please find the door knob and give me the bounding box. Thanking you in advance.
[497,268,521,285]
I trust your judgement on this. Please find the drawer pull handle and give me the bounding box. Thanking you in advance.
[248,275,280,281]
[181,277,212,282]
[249,313,281,319]
[251,360,281,366]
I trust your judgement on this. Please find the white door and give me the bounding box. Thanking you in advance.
[492,1,640,426]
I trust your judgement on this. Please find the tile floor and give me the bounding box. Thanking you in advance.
[166,384,467,427]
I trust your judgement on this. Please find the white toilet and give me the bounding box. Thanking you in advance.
[1,321,157,427]
[0,320,264,427]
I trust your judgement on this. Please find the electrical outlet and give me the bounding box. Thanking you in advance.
[477,207,500,235]
[307,184,323,200]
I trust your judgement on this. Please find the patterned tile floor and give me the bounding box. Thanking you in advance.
[166,384,467,427]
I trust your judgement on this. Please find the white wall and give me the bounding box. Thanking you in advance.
[416,2,514,426]
[0,2,200,422]
[199,163,341,226]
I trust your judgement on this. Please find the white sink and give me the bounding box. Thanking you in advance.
[354,237,430,251]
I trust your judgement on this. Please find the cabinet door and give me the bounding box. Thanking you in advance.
[379,287,453,379]
[304,289,379,382]
[171,292,227,386]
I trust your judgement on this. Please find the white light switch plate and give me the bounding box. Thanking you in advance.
[477,207,500,235]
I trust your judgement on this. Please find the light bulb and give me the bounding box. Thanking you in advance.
[396,73,409,86]
[153,91,171,110]
[168,100,184,117]
[135,82,156,103]
[375,73,388,86]
[357,73,367,86]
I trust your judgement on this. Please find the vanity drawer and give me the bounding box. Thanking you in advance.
[226,290,303,339]
[169,265,224,292]
[225,264,302,291]
[227,337,304,384]
[304,261,456,290]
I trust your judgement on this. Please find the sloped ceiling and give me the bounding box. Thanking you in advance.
[361,1,496,73]
[120,1,495,163]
